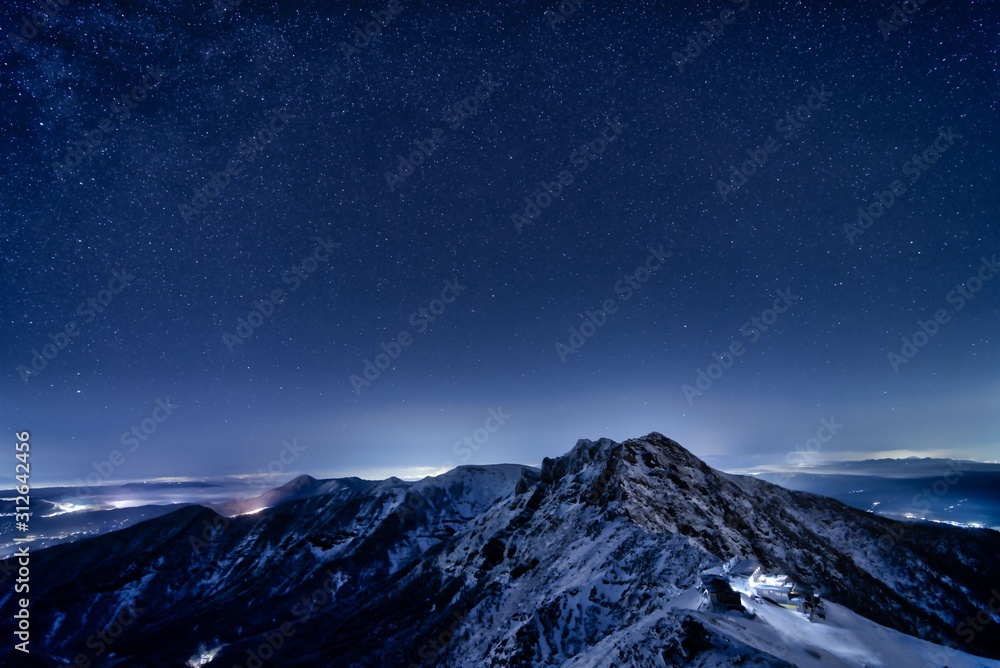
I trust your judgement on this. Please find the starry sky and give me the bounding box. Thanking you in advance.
[2,0,998,487]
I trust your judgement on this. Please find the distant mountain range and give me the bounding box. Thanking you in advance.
[0,478,256,559]
[2,433,999,666]
[752,458,1000,531]
[749,456,1000,477]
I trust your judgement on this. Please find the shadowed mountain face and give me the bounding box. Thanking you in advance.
[2,434,998,666]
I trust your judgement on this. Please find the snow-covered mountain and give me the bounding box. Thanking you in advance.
[2,433,998,666]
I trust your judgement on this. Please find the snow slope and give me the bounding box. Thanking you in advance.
[2,432,998,667]
[690,592,997,668]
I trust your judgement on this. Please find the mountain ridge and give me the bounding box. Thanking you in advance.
[2,432,998,666]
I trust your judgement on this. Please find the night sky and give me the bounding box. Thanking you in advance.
[2,0,998,487]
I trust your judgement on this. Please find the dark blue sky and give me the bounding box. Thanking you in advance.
[2,0,998,485]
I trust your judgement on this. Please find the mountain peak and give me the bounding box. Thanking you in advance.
[539,432,708,487]
[540,436,619,482]
[278,473,319,491]
[625,432,714,471]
